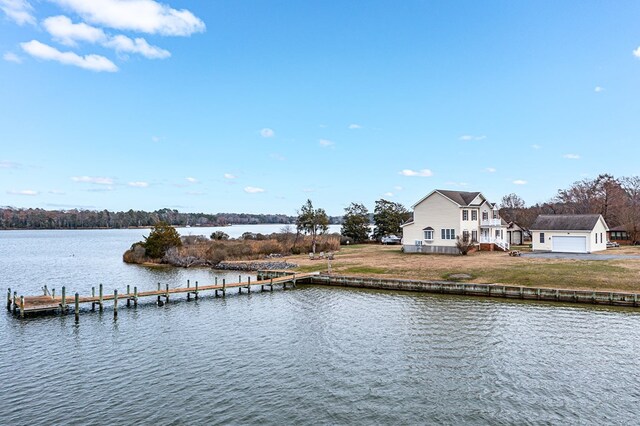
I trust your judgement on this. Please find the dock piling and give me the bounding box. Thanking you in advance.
[74,293,79,322]
[91,287,96,311]
[195,281,199,300]
[61,286,67,312]
[114,289,118,320]
[13,291,17,314]
[19,296,24,318]
[52,288,55,298]
[157,282,161,305]
[126,285,131,307]
[6,288,11,311]
[165,283,169,303]
[99,284,104,312]
[134,286,138,307]
[187,279,191,301]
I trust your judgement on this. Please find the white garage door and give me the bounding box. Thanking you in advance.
[552,236,587,253]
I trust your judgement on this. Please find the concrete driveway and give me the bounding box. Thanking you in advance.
[521,252,640,261]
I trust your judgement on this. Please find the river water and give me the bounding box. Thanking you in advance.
[1,227,639,425]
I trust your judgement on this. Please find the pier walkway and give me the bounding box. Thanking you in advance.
[7,271,318,320]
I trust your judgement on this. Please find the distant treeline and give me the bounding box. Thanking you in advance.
[0,207,342,230]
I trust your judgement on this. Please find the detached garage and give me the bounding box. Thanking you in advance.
[530,214,609,253]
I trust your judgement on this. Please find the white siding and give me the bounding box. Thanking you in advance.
[402,192,459,247]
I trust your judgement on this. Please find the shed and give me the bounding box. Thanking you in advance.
[529,214,609,253]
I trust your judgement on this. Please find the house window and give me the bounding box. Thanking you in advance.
[463,230,469,241]
[482,211,488,221]
[424,230,434,240]
[539,232,545,243]
[472,230,477,242]
[441,228,456,240]
[600,233,603,243]
[415,240,423,246]
[493,211,498,219]
[471,210,477,221]
[462,210,468,221]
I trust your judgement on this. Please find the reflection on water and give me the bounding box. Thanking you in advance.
[1,229,639,425]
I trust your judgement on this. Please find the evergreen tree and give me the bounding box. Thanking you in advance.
[372,199,410,241]
[341,202,370,243]
[143,222,182,258]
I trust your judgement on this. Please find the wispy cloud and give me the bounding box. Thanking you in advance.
[244,186,265,194]
[3,52,22,63]
[87,186,114,192]
[72,176,114,184]
[104,34,170,59]
[513,180,527,185]
[399,169,433,177]
[21,40,118,72]
[7,189,38,196]
[594,86,605,93]
[185,177,198,183]
[48,189,65,194]
[445,181,468,187]
[151,136,161,142]
[0,0,35,25]
[50,0,206,36]
[633,47,640,58]
[270,153,286,161]
[485,167,496,173]
[459,135,486,141]
[260,128,275,138]
[128,181,149,188]
[223,173,236,179]
[563,153,581,160]
[531,144,541,150]
[0,160,20,169]
[348,124,362,129]
[319,139,334,147]
[394,186,403,191]
[384,192,394,197]
[43,15,170,59]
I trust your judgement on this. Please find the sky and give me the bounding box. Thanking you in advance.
[2,0,640,216]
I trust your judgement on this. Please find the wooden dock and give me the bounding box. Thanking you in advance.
[6,271,318,320]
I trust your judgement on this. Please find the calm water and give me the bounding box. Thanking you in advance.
[1,227,639,425]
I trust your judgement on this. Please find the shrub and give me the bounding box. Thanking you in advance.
[144,222,182,258]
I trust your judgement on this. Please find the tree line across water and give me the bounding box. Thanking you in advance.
[0,207,341,230]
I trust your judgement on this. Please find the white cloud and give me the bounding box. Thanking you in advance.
[0,0,35,25]
[563,153,581,159]
[104,35,170,59]
[513,180,527,185]
[223,173,236,179]
[43,15,106,46]
[71,176,114,184]
[486,167,497,173]
[319,138,334,147]
[394,186,403,191]
[384,192,394,197]
[260,128,275,138]
[594,86,605,93]
[531,144,541,150]
[7,189,38,196]
[633,47,640,58]
[244,186,265,194]
[128,181,149,187]
[348,124,362,129]
[21,40,118,72]
[399,169,433,177]
[151,136,161,142]
[270,153,286,161]
[3,52,22,63]
[185,177,198,183]
[459,135,486,141]
[52,0,205,36]
[48,189,65,194]
[87,186,114,192]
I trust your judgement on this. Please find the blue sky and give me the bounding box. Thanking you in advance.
[2,0,640,216]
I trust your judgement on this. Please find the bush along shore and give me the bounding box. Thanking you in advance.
[123,223,339,270]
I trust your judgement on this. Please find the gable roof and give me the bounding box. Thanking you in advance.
[413,189,486,208]
[529,214,608,231]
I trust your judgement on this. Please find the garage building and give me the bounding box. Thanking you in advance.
[530,214,609,253]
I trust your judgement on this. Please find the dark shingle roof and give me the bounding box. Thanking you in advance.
[529,214,603,231]
[437,190,482,206]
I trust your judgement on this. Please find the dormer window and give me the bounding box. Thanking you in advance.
[423,227,434,240]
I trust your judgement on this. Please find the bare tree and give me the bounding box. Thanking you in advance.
[619,176,640,243]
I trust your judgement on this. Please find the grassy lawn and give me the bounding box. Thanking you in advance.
[287,244,640,292]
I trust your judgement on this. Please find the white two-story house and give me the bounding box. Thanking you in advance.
[401,189,508,254]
